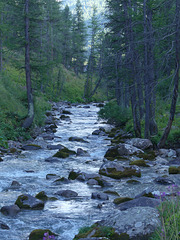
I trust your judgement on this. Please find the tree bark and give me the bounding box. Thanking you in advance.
[22,0,34,129]
[158,0,179,148]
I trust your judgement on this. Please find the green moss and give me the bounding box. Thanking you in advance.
[113,197,133,205]
[137,151,156,161]
[74,225,129,240]
[35,191,48,201]
[15,195,29,209]
[129,160,150,167]
[93,177,105,187]
[104,191,120,196]
[68,170,80,180]
[99,167,141,179]
[53,147,76,158]
[126,179,140,184]
[48,197,58,201]
[29,229,57,240]
[169,166,180,174]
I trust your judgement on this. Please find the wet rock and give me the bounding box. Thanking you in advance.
[46,174,59,180]
[76,172,100,182]
[10,181,21,189]
[126,138,153,150]
[117,197,160,211]
[154,156,169,165]
[47,144,64,150]
[83,105,90,108]
[42,133,55,140]
[154,176,175,185]
[99,161,141,179]
[126,179,141,184]
[77,148,90,156]
[96,103,104,108]
[29,229,57,240]
[1,205,20,217]
[21,144,42,150]
[60,115,70,120]
[0,157,3,162]
[92,130,101,135]
[35,191,48,201]
[104,191,119,196]
[55,190,78,198]
[159,149,177,158]
[168,157,180,165]
[135,189,155,199]
[0,221,10,230]
[91,192,109,200]
[53,177,70,185]
[69,137,89,143]
[15,194,44,210]
[98,207,160,239]
[53,147,76,158]
[62,110,72,115]
[87,179,99,185]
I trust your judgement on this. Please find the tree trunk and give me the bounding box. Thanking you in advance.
[158,0,179,148]
[22,0,34,129]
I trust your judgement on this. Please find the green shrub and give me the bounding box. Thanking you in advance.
[98,101,132,126]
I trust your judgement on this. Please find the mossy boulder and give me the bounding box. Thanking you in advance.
[113,197,133,205]
[99,162,141,179]
[169,166,180,174]
[129,160,150,167]
[53,147,76,158]
[15,194,44,210]
[73,225,129,240]
[35,191,48,201]
[53,177,70,184]
[126,138,153,150]
[29,229,57,240]
[104,146,128,161]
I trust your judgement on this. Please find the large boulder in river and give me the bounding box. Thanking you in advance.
[126,138,153,150]
[15,194,44,210]
[29,229,57,240]
[104,143,143,160]
[97,206,160,239]
[99,161,141,179]
[55,190,78,198]
[159,149,177,158]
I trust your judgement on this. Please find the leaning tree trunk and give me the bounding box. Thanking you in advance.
[22,0,34,129]
[158,0,179,148]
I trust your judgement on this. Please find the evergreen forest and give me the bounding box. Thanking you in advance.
[0,0,179,148]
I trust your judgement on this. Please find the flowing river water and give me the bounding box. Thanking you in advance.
[0,103,179,240]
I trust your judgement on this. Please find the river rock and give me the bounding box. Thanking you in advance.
[55,190,78,198]
[69,137,89,143]
[1,205,20,217]
[47,144,64,150]
[98,207,160,239]
[126,138,153,150]
[99,161,141,179]
[0,157,3,162]
[91,192,109,200]
[159,149,177,158]
[42,133,55,140]
[77,148,90,156]
[0,221,10,230]
[46,174,59,180]
[21,144,42,150]
[118,143,144,155]
[117,197,160,211]
[45,157,61,163]
[35,191,48,201]
[154,176,175,185]
[10,180,21,189]
[60,115,70,120]
[62,109,72,115]
[53,177,70,185]
[87,179,99,185]
[15,194,44,210]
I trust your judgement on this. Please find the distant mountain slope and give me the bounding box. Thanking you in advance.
[62,0,106,20]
